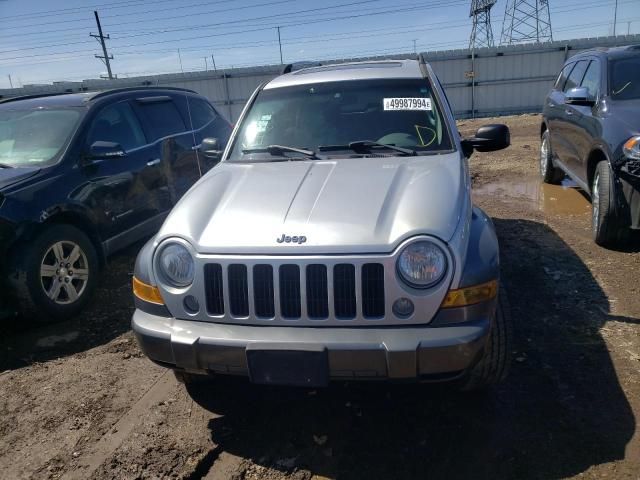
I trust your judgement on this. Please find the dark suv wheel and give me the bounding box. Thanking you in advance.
[592,161,629,247]
[10,224,99,322]
[540,130,564,184]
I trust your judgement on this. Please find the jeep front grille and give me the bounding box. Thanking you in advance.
[204,262,385,321]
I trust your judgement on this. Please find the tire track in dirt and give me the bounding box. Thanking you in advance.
[61,371,174,480]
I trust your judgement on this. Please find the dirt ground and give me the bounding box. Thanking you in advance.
[1,114,639,480]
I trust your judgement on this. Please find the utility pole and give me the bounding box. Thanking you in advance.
[178,49,184,73]
[277,26,283,64]
[90,10,114,79]
[211,54,217,71]
[7,74,13,89]
[613,0,618,36]
[204,57,208,71]
[412,39,417,54]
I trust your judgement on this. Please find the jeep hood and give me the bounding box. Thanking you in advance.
[159,154,467,254]
[0,166,40,191]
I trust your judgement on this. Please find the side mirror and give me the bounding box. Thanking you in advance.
[461,124,511,157]
[565,87,596,106]
[89,141,125,159]
[198,137,223,161]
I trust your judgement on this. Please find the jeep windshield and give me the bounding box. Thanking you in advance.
[227,78,453,161]
[610,55,640,100]
[0,108,83,167]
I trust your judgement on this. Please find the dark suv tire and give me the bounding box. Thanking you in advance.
[10,224,99,322]
[540,130,564,184]
[592,160,629,247]
[459,286,512,391]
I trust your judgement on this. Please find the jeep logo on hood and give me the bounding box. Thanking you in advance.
[277,234,307,244]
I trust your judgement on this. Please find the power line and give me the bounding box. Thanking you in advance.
[1,0,180,21]
[0,0,626,62]
[1,0,628,51]
[0,0,464,59]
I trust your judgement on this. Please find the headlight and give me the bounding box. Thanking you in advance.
[157,242,195,287]
[623,136,640,160]
[397,240,447,288]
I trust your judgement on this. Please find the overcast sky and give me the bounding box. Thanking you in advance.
[0,0,639,89]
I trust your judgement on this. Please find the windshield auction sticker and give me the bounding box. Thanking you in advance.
[383,98,432,111]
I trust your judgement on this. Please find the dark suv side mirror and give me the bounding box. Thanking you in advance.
[89,141,126,159]
[565,87,596,106]
[198,137,223,161]
[461,124,511,157]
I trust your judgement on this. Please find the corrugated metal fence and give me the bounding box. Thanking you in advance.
[2,34,639,121]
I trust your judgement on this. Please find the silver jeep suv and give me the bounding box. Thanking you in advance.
[132,58,512,390]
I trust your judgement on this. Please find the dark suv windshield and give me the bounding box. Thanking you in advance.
[227,78,452,160]
[610,55,640,100]
[0,108,82,166]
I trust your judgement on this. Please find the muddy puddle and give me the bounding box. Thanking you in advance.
[474,177,591,215]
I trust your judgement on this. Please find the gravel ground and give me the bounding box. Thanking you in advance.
[0,114,638,480]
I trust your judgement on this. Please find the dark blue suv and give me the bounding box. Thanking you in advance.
[0,87,231,321]
[541,45,640,247]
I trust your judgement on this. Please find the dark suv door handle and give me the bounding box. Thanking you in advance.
[565,109,573,115]
[147,158,161,166]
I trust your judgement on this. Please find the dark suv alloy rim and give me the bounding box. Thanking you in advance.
[39,241,90,305]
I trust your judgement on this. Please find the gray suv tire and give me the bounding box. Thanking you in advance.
[540,130,564,184]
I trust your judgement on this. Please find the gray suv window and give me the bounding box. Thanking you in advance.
[563,60,589,93]
[555,63,574,90]
[580,60,601,98]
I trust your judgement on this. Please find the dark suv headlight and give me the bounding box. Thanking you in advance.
[156,242,195,287]
[623,136,640,160]
[397,240,447,288]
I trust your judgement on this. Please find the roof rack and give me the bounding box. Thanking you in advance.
[0,92,74,104]
[88,85,197,102]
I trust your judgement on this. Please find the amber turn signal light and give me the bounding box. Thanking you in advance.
[441,279,498,308]
[133,276,164,305]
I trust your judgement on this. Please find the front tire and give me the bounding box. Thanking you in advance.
[592,161,629,247]
[10,224,99,322]
[459,286,513,391]
[540,130,564,184]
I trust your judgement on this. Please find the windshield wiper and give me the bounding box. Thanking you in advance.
[0,162,14,168]
[318,140,417,156]
[242,145,318,159]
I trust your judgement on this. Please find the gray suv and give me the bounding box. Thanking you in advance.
[131,58,512,390]
[541,45,640,247]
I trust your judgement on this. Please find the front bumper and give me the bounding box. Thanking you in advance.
[132,309,491,381]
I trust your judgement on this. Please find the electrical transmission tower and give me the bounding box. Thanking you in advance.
[500,0,553,45]
[469,0,498,50]
[90,10,115,79]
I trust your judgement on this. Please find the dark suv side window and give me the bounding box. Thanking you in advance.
[136,99,186,141]
[187,97,217,130]
[87,102,146,151]
[580,60,601,98]
[563,60,589,93]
